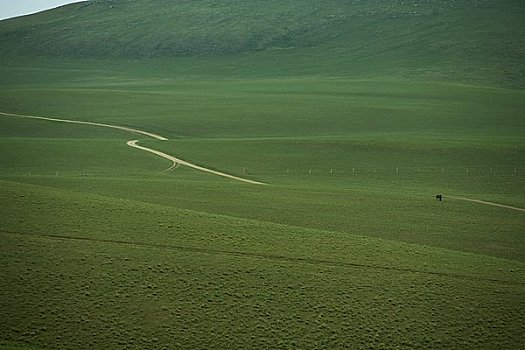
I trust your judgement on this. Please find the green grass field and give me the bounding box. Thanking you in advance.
[1,58,524,349]
[2,0,525,87]
[1,0,525,348]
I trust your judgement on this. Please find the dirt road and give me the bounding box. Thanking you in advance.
[3,112,524,201]
[127,140,266,185]
[1,111,265,185]
[0,111,168,140]
[447,196,525,213]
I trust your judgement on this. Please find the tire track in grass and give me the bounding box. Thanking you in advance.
[4,112,524,205]
[0,111,168,140]
[447,196,525,213]
[0,111,265,185]
[127,140,265,185]
[1,229,523,286]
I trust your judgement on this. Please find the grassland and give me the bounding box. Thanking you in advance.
[0,57,524,349]
[1,180,524,349]
[1,0,525,87]
[1,0,525,348]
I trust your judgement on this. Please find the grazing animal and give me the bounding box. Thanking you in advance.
[436,194,443,202]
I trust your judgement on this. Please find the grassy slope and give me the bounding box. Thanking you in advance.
[1,0,524,86]
[0,0,524,349]
[1,60,524,138]
[0,62,523,259]
[1,180,524,349]
[0,62,524,349]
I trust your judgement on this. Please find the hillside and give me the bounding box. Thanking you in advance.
[1,1,524,349]
[1,0,525,86]
[1,180,524,349]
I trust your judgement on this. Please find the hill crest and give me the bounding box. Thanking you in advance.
[1,0,524,86]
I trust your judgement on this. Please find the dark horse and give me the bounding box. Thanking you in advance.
[436,194,443,202]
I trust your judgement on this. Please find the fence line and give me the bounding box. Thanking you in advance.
[3,166,523,178]
[245,167,523,176]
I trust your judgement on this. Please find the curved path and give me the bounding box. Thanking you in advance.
[0,111,265,185]
[127,140,265,185]
[2,111,524,207]
[0,111,168,140]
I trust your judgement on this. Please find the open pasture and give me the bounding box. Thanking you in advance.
[0,58,524,349]
[1,180,524,349]
[1,0,524,347]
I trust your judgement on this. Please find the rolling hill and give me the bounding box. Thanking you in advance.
[0,0,524,349]
[1,0,525,86]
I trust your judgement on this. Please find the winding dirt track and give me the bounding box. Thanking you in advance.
[0,111,265,185]
[126,140,265,185]
[0,111,168,140]
[2,111,524,212]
